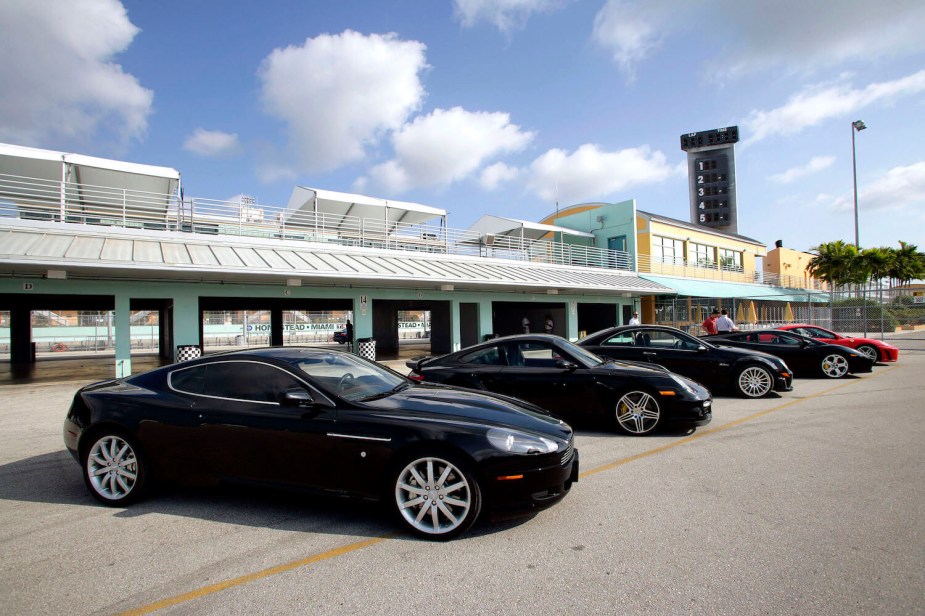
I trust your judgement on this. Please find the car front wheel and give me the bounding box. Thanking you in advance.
[820,353,850,378]
[82,432,147,505]
[392,453,482,540]
[736,365,774,398]
[614,390,661,435]
[856,344,879,362]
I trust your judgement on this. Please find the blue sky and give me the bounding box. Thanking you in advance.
[2,0,924,253]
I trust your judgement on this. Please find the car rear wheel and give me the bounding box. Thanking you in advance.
[736,365,774,398]
[820,353,850,378]
[614,390,661,435]
[856,344,879,362]
[82,432,147,505]
[392,453,482,540]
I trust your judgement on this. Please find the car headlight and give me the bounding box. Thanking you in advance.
[487,428,559,454]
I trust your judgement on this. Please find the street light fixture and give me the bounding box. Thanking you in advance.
[851,120,866,249]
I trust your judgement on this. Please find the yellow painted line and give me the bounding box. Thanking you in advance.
[120,534,393,615]
[121,365,898,614]
[580,365,898,479]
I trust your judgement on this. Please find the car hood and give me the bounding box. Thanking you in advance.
[362,383,571,438]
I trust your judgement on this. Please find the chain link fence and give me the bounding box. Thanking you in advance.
[653,286,925,345]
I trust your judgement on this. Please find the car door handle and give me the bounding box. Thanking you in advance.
[643,352,657,356]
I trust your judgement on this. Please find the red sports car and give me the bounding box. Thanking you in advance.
[775,324,899,363]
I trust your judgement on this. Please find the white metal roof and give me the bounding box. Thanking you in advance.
[284,186,446,227]
[468,214,595,240]
[0,219,669,295]
[0,143,181,216]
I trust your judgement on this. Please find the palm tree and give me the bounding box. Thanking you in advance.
[807,241,862,297]
[888,241,925,291]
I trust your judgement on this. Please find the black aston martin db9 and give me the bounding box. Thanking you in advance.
[406,334,712,436]
[64,347,578,540]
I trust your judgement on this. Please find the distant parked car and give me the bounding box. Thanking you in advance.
[406,334,712,436]
[703,329,874,379]
[578,325,793,399]
[775,323,899,363]
[332,329,349,344]
[63,347,578,540]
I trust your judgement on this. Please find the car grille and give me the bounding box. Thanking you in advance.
[560,439,575,466]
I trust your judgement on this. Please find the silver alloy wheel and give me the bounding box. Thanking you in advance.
[856,345,879,362]
[395,456,472,536]
[86,435,139,502]
[821,353,850,378]
[615,391,660,435]
[737,365,773,398]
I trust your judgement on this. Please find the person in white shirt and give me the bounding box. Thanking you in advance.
[628,311,641,325]
[716,308,737,332]
[522,315,531,333]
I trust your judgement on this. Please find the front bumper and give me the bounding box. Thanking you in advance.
[774,372,794,392]
[485,446,578,518]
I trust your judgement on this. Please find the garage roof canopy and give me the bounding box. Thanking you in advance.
[0,142,181,199]
[284,187,447,230]
[468,214,595,240]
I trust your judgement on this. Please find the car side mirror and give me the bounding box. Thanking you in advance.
[697,345,708,352]
[280,388,316,407]
[556,359,578,372]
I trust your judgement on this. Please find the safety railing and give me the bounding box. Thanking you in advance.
[1,172,635,271]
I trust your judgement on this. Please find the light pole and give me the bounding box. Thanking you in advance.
[851,120,866,248]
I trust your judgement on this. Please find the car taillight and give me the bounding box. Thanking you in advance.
[408,372,425,382]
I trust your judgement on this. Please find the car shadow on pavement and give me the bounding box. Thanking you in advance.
[0,451,546,541]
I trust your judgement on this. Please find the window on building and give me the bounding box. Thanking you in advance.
[652,236,685,265]
[689,243,715,268]
[719,249,743,272]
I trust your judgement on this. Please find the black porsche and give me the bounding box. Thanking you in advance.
[406,334,712,436]
[702,329,874,378]
[63,347,578,540]
[578,325,793,398]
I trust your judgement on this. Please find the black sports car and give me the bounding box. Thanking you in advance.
[406,334,712,436]
[702,329,874,378]
[63,348,578,540]
[578,325,793,398]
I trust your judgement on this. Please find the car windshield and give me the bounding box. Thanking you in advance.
[293,352,407,402]
[555,339,609,367]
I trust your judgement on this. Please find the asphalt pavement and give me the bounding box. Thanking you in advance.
[0,339,923,615]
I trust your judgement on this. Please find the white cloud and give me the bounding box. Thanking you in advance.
[366,107,534,193]
[592,0,925,80]
[828,161,925,213]
[258,30,427,174]
[183,129,241,157]
[453,0,567,31]
[742,71,925,145]
[0,0,152,150]
[525,144,675,204]
[480,162,520,190]
[592,1,670,80]
[769,156,836,184]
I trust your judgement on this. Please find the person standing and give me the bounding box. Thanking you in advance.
[701,309,720,335]
[716,309,737,333]
[544,314,554,334]
[345,318,354,351]
[522,314,531,333]
[628,311,641,325]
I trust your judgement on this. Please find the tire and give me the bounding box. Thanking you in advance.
[613,390,661,435]
[735,364,774,398]
[392,452,482,540]
[856,344,879,362]
[820,353,850,378]
[82,431,147,506]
